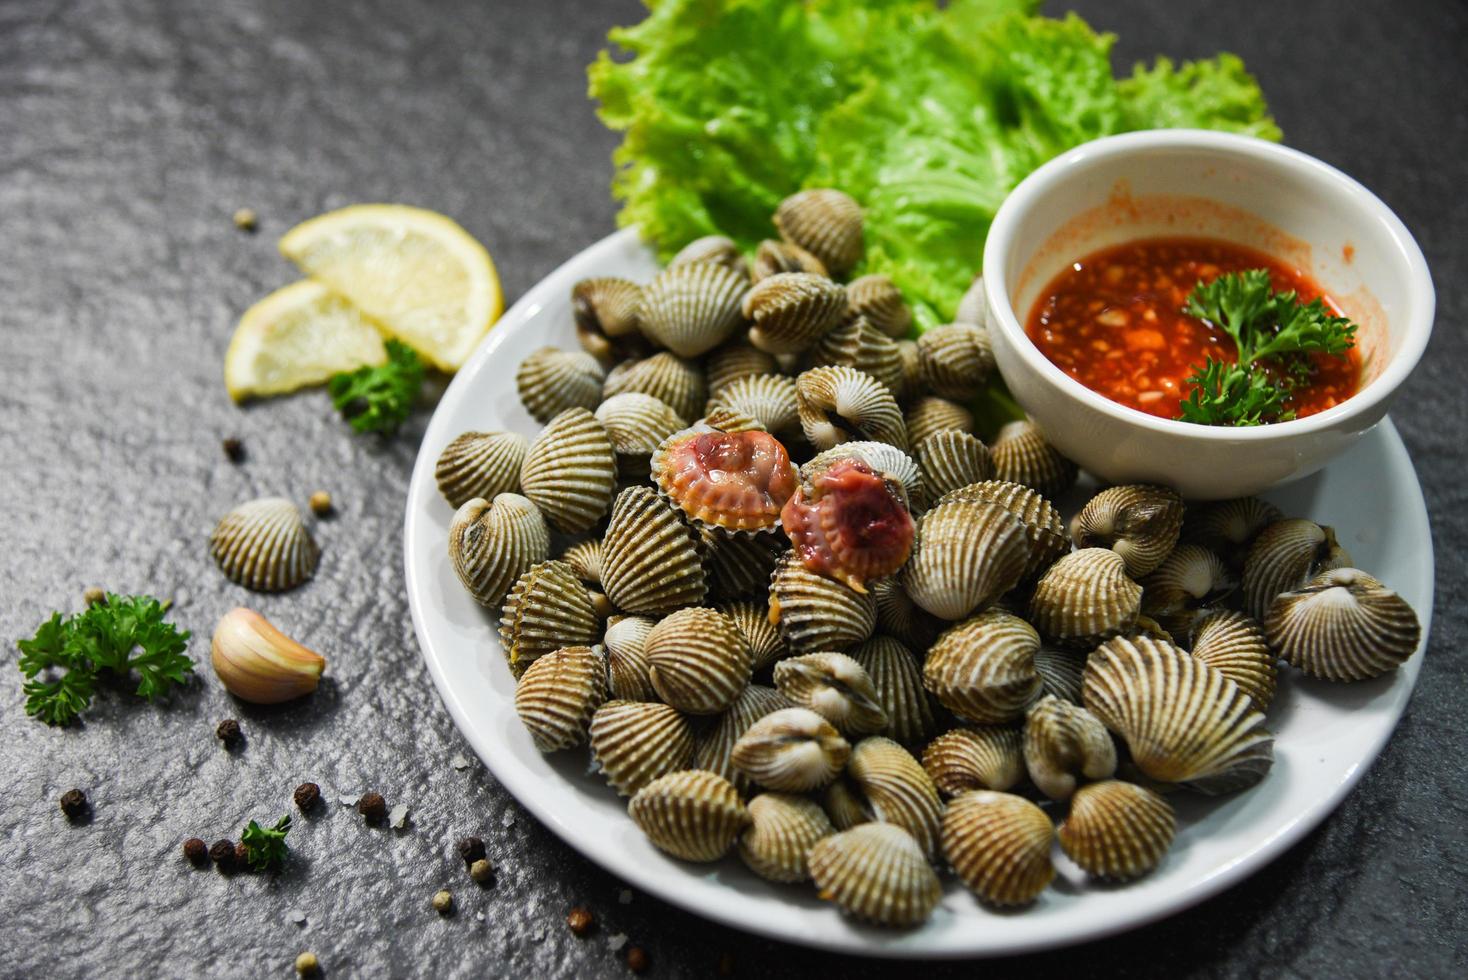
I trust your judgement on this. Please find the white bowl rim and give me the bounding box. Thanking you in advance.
[982,129,1435,440]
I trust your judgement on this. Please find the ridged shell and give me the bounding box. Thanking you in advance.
[808,823,940,928]
[645,607,752,715]
[717,599,787,671]
[210,497,320,592]
[936,480,1069,582]
[895,340,922,401]
[1033,647,1086,704]
[435,431,529,508]
[773,189,863,278]
[601,486,708,615]
[498,560,601,676]
[745,273,847,356]
[518,408,616,533]
[603,352,707,422]
[902,497,1029,620]
[1073,485,1186,578]
[703,528,784,601]
[705,374,799,435]
[513,645,607,752]
[845,274,911,338]
[916,323,994,401]
[1029,548,1143,645]
[921,726,1024,796]
[1182,496,1284,567]
[1242,519,1353,620]
[739,793,836,882]
[991,420,1077,499]
[1265,567,1421,681]
[731,707,851,792]
[845,737,944,856]
[924,610,1042,723]
[628,769,749,862]
[803,441,925,513]
[695,684,791,792]
[915,432,994,501]
[810,316,903,394]
[1023,695,1117,800]
[750,238,828,283]
[1083,634,1274,794]
[941,791,1054,907]
[705,342,780,397]
[871,576,942,651]
[1140,544,1238,637]
[852,637,936,745]
[447,494,550,607]
[954,274,989,328]
[904,396,974,449]
[1189,610,1276,709]
[796,366,907,451]
[651,428,797,533]
[638,260,748,358]
[768,550,877,652]
[516,346,605,423]
[595,393,688,475]
[1058,779,1176,881]
[572,277,645,366]
[823,779,868,831]
[775,653,888,735]
[603,614,658,701]
[669,234,746,277]
[589,700,696,796]
[558,538,603,586]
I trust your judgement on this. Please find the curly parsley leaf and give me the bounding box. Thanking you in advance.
[1178,359,1292,426]
[241,814,292,871]
[328,339,424,435]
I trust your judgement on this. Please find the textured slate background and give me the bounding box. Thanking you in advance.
[1,0,1463,976]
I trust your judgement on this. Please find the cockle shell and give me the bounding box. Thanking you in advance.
[852,637,936,745]
[447,494,550,608]
[435,431,529,509]
[731,707,851,792]
[915,432,994,502]
[638,260,748,358]
[803,441,925,514]
[1265,567,1421,681]
[923,610,1042,723]
[645,607,753,715]
[669,234,747,277]
[589,699,696,797]
[1140,544,1238,637]
[600,486,708,615]
[602,614,658,702]
[1058,779,1176,881]
[1189,609,1275,709]
[935,480,1069,582]
[780,458,915,592]
[516,346,605,423]
[844,737,944,856]
[702,528,785,601]
[823,778,869,831]
[514,645,607,752]
[895,339,922,402]
[808,823,941,928]
[1073,485,1186,578]
[558,538,603,587]
[498,560,601,676]
[750,238,828,283]
[1182,496,1284,568]
[904,396,974,449]
[870,576,942,652]
[571,277,645,366]
[1242,518,1353,620]
[991,420,1078,499]
[902,497,1030,620]
[603,352,707,422]
[210,496,320,593]
[921,726,1024,796]
[1082,634,1274,794]
[795,365,908,451]
[628,769,749,862]
[1029,548,1143,645]
[954,275,989,328]
[717,599,787,671]
[768,550,877,653]
[810,316,903,394]
[1033,646,1086,704]
[744,272,847,355]
[773,188,864,278]
[595,393,688,477]
[1022,695,1117,800]
[704,341,780,397]
[695,684,791,792]
[916,323,994,401]
[739,792,836,883]
[774,652,888,736]
[651,428,797,533]
[845,274,911,338]
[941,791,1055,907]
[518,407,617,533]
[705,373,799,435]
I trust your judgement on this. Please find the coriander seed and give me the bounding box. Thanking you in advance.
[566,906,594,936]
[469,858,493,884]
[626,946,649,973]
[358,791,387,823]
[293,782,321,811]
[210,839,236,868]
[83,587,106,607]
[431,889,454,915]
[294,951,320,976]
[216,718,243,747]
[59,788,89,821]
[457,836,486,866]
[222,437,245,463]
[183,837,208,865]
[308,491,333,516]
[233,208,258,232]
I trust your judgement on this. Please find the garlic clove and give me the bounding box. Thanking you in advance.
[211,607,326,704]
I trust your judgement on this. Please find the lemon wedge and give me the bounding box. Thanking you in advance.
[225,280,388,402]
[278,204,502,372]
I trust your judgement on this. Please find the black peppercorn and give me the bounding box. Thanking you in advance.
[457,836,486,866]
[210,839,236,868]
[183,837,208,865]
[294,782,321,811]
[358,791,387,823]
[216,718,243,747]
[222,437,245,463]
[59,789,88,821]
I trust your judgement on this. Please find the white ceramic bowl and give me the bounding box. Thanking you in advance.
[982,130,1434,499]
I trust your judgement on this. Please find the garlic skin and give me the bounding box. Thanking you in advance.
[211,608,325,703]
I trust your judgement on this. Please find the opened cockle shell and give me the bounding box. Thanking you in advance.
[1023,695,1117,800]
[916,323,994,401]
[447,494,550,608]
[810,316,903,394]
[915,432,994,502]
[1073,485,1186,578]
[435,431,529,509]
[628,770,749,862]
[845,274,911,338]
[924,610,1042,723]
[589,699,696,797]
[803,441,925,514]
[739,792,836,883]
[750,238,828,283]
[210,496,321,593]
[935,480,1069,582]
[498,560,601,676]
[1188,609,1275,709]
[571,277,645,366]
[852,637,936,746]
[1029,548,1142,645]
[1265,567,1421,681]
[603,351,707,422]
[705,374,799,435]
[808,823,941,928]
[773,188,864,278]
[902,496,1030,620]
[870,576,942,652]
[921,726,1024,796]
[669,234,746,276]
[595,393,688,477]
[775,652,888,736]
[514,645,607,752]
[516,346,605,423]
[600,486,708,615]
[645,607,753,715]
[954,274,989,328]
[1058,779,1176,881]
[1033,646,1086,704]
[1182,496,1284,568]
[895,339,922,401]
[780,458,914,592]
[703,528,784,601]
[796,365,908,451]
[1083,634,1274,794]
[518,408,616,533]
[695,684,791,792]
[210,607,326,704]
[717,599,787,670]
[941,790,1055,907]
[1242,518,1353,620]
[744,272,846,356]
[843,736,944,856]
[731,706,851,792]
[705,341,780,397]
[991,419,1077,499]
[768,550,877,653]
[602,614,658,702]
[638,260,748,358]
[651,428,797,533]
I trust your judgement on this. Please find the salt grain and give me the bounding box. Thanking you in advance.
[389,804,410,829]
[286,909,307,926]
[501,811,516,828]
[339,794,358,807]
[451,754,471,771]
[607,933,628,952]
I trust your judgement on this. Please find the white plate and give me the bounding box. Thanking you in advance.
[404,228,1435,958]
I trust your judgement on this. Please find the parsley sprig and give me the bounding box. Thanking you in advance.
[1178,270,1357,426]
[328,339,424,434]
[17,595,193,725]
[241,814,292,871]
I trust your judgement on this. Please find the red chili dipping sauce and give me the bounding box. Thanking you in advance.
[1026,237,1360,420]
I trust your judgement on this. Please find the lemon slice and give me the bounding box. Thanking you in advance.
[225,280,388,402]
[278,204,502,372]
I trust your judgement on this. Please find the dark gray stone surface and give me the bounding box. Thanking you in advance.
[0,0,1462,976]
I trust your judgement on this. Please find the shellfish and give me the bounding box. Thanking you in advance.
[694,684,791,791]
[731,706,851,792]
[773,188,864,278]
[810,316,903,394]
[704,373,799,435]
[716,599,787,671]
[768,550,877,653]
[588,699,696,796]
[704,341,780,397]
[795,365,908,451]
[651,428,797,533]
[1140,544,1238,637]
[894,339,922,402]
[210,496,320,593]
[1072,485,1186,578]
[750,238,828,283]
[514,645,607,752]
[744,272,847,356]
[702,528,785,601]
[516,346,605,423]
[669,234,746,276]
[1189,609,1276,709]
[603,351,707,422]
[774,652,888,736]
[1182,496,1284,567]
[852,637,936,746]
[738,792,836,883]
[954,275,989,329]
[991,419,1077,499]
[1265,567,1421,681]
[844,274,911,338]
[870,576,942,652]
[916,323,994,401]
[915,431,994,502]
[1028,548,1142,645]
[645,607,753,715]
[571,277,645,366]
[447,493,550,608]
[935,480,1069,582]
[808,823,941,928]
[1242,518,1353,620]
[602,614,659,702]
[600,486,708,615]
[1058,779,1176,881]
[940,790,1055,907]
[638,260,748,358]
[923,610,1042,724]
[921,726,1024,796]
[518,407,617,533]
[903,396,974,449]
[1033,646,1086,705]
[498,560,601,676]
[1022,695,1117,800]
[902,497,1030,620]
[843,736,944,856]
[434,430,529,509]
[558,537,603,587]
[802,441,925,514]
[595,392,688,477]
[780,458,915,592]
[628,769,749,862]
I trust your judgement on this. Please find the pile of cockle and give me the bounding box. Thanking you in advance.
[432,189,1421,927]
